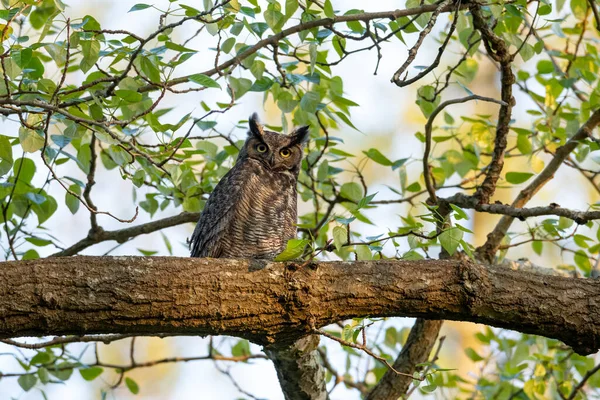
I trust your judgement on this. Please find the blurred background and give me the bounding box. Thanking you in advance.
[0,0,598,398]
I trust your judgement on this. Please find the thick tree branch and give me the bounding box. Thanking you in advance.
[1,257,600,355]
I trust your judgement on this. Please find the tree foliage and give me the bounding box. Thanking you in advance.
[1,0,600,398]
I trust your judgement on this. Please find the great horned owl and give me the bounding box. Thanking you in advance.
[190,113,309,259]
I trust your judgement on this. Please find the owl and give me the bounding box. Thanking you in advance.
[190,113,309,259]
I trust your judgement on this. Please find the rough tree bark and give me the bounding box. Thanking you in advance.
[1,256,599,356]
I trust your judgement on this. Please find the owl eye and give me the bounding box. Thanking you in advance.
[255,143,268,153]
[280,148,292,158]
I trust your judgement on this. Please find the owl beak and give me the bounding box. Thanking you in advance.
[268,154,275,168]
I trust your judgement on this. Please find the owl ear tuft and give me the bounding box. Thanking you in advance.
[248,113,264,137]
[291,125,310,146]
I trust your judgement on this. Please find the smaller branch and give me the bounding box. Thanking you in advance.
[445,193,600,224]
[0,334,133,349]
[391,0,453,86]
[423,95,507,202]
[50,211,200,257]
[83,134,99,233]
[405,335,446,398]
[567,363,600,400]
[315,327,419,380]
[397,0,460,87]
[317,348,368,395]
[588,0,600,33]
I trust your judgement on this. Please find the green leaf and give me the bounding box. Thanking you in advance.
[79,367,104,381]
[125,377,140,394]
[506,172,534,184]
[274,239,309,261]
[450,204,469,220]
[115,89,142,103]
[532,240,543,255]
[519,43,534,62]
[355,245,372,260]
[333,226,347,251]
[221,37,235,53]
[22,249,39,260]
[516,133,532,155]
[231,339,250,357]
[31,192,57,224]
[405,182,421,193]
[37,367,50,384]
[300,91,320,113]
[14,48,32,69]
[277,92,298,113]
[0,134,13,176]
[25,237,53,246]
[363,148,393,166]
[323,0,334,17]
[45,43,67,66]
[264,4,284,31]
[537,60,554,74]
[80,40,100,73]
[439,227,463,256]
[309,43,317,75]
[574,250,591,273]
[340,182,363,202]
[18,374,37,392]
[559,216,574,230]
[128,3,151,12]
[19,127,44,153]
[285,0,298,19]
[66,184,81,214]
[228,76,252,98]
[165,41,197,53]
[139,55,161,83]
[465,347,484,362]
[195,120,217,131]
[48,362,73,381]
[30,352,51,365]
[570,0,587,19]
[421,383,438,393]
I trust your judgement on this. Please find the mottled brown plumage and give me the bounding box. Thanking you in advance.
[190,113,309,259]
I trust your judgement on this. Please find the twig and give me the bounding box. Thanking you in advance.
[567,363,600,399]
[315,327,421,379]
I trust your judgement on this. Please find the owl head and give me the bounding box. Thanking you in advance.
[237,113,309,173]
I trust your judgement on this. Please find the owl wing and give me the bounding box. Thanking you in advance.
[190,166,245,258]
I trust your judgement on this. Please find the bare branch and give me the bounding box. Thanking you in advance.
[50,211,200,257]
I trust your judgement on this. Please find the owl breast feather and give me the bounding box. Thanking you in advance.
[190,158,298,260]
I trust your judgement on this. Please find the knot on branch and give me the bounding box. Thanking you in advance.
[457,260,491,310]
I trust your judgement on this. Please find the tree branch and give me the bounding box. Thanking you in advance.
[476,108,600,261]
[471,5,516,204]
[50,212,199,257]
[367,319,444,400]
[1,256,600,355]
[56,2,468,109]
[445,193,600,224]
